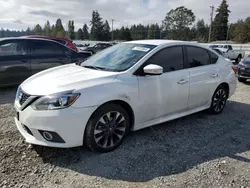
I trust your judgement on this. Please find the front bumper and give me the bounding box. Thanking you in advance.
[14,102,97,148]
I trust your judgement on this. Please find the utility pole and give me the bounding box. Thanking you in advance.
[111,19,114,41]
[208,5,215,43]
[226,24,230,44]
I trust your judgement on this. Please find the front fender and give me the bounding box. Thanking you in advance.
[72,77,139,110]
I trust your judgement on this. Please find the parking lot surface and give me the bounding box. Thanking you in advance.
[0,82,250,188]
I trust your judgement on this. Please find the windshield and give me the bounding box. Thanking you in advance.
[81,43,156,72]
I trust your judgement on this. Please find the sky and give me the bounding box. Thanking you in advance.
[0,0,248,30]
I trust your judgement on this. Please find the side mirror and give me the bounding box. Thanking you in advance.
[143,64,163,75]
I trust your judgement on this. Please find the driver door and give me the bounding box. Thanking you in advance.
[134,46,190,125]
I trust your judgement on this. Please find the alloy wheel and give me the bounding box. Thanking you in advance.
[213,89,227,112]
[94,111,126,149]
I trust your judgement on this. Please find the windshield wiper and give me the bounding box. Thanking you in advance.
[83,65,104,70]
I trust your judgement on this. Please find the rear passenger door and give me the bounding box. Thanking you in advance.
[185,46,220,110]
[28,40,71,75]
[0,39,31,86]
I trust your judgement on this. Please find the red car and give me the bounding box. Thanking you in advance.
[21,35,78,52]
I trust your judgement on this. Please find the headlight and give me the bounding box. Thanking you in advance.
[31,91,80,111]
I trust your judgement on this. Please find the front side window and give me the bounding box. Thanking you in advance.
[0,40,27,56]
[145,46,184,73]
[30,40,64,55]
[186,46,210,68]
[81,43,156,72]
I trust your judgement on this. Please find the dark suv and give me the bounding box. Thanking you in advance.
[237,57,250,82]
[0,38,91,87]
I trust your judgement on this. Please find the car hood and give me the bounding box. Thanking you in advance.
[21,64,118,96]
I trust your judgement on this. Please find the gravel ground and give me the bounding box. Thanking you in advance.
[1,82,250,188]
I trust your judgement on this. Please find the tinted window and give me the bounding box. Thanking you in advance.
[209,51,219,64]
[146,47,184,73]
[30,40,64,55]
[0,40,27,56]
[186,46,210,68]
[228,45,233,50]
[53,39,67,45]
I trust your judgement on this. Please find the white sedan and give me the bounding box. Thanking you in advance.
[14,40,237,153]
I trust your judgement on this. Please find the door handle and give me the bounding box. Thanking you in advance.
[21,60,28,63]
[178,79,188,84]
[211,73,219,78]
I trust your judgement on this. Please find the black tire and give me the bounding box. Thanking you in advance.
[238,77,247,82]
[84,103,130,153]
[235,55,242,64]
[208,85,228,114]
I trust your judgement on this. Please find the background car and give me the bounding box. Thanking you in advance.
[14,40,236,153]
[81,42,113,54]
[237,57,250,82]
[21,35,79,52]
[0,37,91,87]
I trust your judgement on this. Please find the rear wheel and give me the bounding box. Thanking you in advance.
[238,77,247,82]
[236,55,242,64]
[208,85,228,114]
[84,103,130,153]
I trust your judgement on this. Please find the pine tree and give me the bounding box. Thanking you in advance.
[212,0,230,41]
[147,25,154,39]
[33,24,43,35]
[55,18,66,38]
[82,24,89,40]
[102,20,111,41]
[90,11,104,40]
[44,21,51,36]
[76,28,84,40]
[68,20,75,39]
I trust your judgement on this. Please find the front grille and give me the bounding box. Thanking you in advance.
[19,91,31,105]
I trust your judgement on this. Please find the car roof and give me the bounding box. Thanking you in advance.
[21,35,72,42]
[0,37,68,45]
[125,39,195,46]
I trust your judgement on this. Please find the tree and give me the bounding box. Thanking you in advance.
[147,25,154,39]
[55,18,66,37]
[82,24,89,40]
[90,11,104,40]
[162,6,195,40]
[33,24,43,35]
[68,20,75,39]
[44,21,51,36]
[212,0,230,41]
[76,28,84,40]
[119,27,131,41]
[25,27,33,35]
[102,20,111,41]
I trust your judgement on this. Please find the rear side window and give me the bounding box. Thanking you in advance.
[53,39,67,45]
[208,51,219,64]
[0,40,27,56]
[30,40,64,55]
[146,46,184,73]
[186,46,210,68]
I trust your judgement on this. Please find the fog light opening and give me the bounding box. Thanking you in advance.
[42,132,53,141]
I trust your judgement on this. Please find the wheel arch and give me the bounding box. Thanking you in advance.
[217,82,230,97]
[87,99,135,130]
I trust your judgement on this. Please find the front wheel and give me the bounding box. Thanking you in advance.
[84,103,130,153]
[208,85,228,114]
